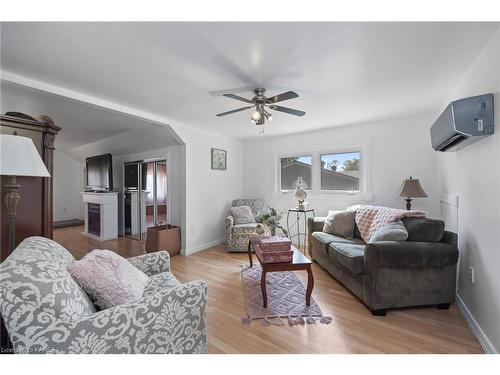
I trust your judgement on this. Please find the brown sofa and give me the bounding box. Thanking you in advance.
[308,216,459,315]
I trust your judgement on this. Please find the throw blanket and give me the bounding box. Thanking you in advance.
[354,205,426,243]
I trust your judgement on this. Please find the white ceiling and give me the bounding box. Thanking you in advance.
[1,22,499,139]
[0,81,180,151]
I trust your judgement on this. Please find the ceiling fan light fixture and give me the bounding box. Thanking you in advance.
[250,110,262,122]
[263,109,272,122]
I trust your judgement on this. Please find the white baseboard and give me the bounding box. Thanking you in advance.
[456,294,497,354]
[182,237,225,256]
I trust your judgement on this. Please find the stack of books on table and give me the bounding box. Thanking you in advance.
[254,236,293,263]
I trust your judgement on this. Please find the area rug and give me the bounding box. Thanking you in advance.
[240,265,332,326]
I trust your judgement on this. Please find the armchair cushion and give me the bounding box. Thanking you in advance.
[68,250,149,310]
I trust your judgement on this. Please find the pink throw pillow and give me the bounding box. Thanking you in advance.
[68,249,149,310]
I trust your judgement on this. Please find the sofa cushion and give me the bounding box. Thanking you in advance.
[369,220,408,243]
[142,272,180,297]
[0,237,96,322]
[230,205,256,225]
[323,210,356,239]
[311,232,365,254]
[68,250,149,310]
[402,217,444,242]
[328,243,366,275]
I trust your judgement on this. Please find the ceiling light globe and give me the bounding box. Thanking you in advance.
[250,110,261,122]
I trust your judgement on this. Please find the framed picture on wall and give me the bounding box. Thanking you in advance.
[211,148,227,170]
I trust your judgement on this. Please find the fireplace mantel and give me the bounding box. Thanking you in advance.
[82,192,118,241]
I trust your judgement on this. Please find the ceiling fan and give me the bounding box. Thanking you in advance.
[216,88,305,133]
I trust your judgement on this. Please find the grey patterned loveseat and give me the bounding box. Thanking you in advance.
[225,199,266,252]
[0,236,208,354]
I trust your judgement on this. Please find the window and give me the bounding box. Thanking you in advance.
[320,151,361,191]
[280,155,312,191]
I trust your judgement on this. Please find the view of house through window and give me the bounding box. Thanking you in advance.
[320,151,361,191]
[280,155,312,191]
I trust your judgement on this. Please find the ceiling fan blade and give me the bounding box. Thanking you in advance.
[222,93,255,104]
[265,91,299,103]
[216,105,254,117]
[269,105,306,117]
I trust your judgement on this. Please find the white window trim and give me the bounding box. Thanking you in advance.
[277,153,313,193]
[318,148,364,194]
[274,141,373,200]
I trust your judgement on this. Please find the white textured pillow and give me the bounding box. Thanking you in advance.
[230,205,255,225]
[369,220,408,243]
[68,250,149,310]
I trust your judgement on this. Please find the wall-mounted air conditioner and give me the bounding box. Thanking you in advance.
[431,94,494,152]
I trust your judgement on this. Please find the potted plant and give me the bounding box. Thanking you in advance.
[255,207,288,237]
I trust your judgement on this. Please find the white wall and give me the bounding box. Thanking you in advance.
[53,149,83,221]
[436,28,500,353]
[180,125,243,254]
[242,112,438,224]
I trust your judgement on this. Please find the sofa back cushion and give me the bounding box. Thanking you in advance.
[0,236,96,322]
[402,217,445,242]
[323,210,356,239]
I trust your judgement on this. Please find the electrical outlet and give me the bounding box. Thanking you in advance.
[469,266,475,284]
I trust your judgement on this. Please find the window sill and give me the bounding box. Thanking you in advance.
[274,191,374,201]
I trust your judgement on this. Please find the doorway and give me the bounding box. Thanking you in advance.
[123,158,168,240]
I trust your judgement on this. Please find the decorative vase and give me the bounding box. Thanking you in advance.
[270,224,276,236]
[295,188,307,209]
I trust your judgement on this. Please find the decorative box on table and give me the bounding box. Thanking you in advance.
[257,236,292,251]
[254,244,293,263]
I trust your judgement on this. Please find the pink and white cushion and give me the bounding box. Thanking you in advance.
[68,249,149,310]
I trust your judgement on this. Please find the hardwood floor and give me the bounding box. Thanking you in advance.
[54,225,483,354]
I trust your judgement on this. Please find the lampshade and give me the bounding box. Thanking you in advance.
[0,134,50,177]
[399,177,427,198]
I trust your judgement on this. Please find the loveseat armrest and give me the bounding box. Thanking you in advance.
[6,280,208,354]
[128,251,170,275]
[364,241,459,269]
[307,217,327,234]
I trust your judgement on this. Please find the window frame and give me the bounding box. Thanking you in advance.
[274,143,371,199]
[318,149,363,194]
[278,153,314,193]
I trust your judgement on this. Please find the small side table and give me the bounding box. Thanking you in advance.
[286,208,315,254]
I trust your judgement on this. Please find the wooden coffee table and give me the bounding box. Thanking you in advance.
[247,238,314,308]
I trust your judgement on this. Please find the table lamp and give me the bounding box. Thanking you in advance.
[399,176,427,210]
[0,134,50,254]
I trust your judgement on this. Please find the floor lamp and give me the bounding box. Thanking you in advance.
[0,134,50,255]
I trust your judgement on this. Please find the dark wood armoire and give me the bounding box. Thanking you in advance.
[0,112,60,353]
[0,113,60,260]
